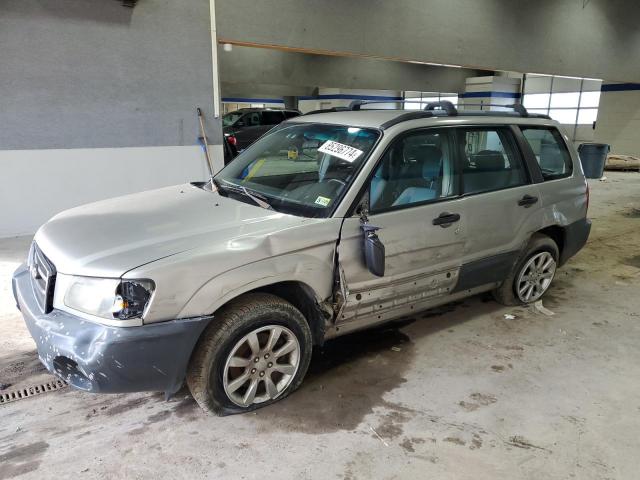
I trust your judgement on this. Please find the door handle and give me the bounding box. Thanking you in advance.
[518,195,539,207]
[432,212,460,227]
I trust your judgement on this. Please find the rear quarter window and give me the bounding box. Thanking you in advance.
[261,111,285,125]
[520,127,573,180]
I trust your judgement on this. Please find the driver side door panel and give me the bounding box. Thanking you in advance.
[335,128,468,334]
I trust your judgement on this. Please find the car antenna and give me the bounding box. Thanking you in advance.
[196,107,215,179]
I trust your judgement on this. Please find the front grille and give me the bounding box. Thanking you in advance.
[28,243,56,313]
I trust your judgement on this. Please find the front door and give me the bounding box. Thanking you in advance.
[336,128,467,333]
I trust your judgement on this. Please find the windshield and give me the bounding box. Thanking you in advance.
[214,123,380,218]
[223,111,245,127]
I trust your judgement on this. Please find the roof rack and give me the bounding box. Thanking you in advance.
[350,99,532,117]
[424,100,458,116]
[303,106,350,115]
[303,100,550,128]
[458,103,530,116]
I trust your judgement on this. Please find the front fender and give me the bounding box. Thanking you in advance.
[177,247,335,318]
[123,218,342,323]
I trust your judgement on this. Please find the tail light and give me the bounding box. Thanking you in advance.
[226,135,237,146]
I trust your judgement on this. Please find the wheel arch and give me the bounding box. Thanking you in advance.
[536,225,566,264]
[249,281,330,346]
[190,279,331,350]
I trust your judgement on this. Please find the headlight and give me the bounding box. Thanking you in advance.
[63,276,154,320]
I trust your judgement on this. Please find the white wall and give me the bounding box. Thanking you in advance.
[594,87,640,156]
[0,146,223,238]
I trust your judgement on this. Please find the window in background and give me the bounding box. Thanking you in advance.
[522,74,603,143]
[404,92,459,110]
[261,111,285,125]
[523,94,551,109]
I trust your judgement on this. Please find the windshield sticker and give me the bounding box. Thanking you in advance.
[314,196,331,207]
[318,140,363,163]
[287,147,299,160]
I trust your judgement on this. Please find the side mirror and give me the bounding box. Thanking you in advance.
[235,120,245,127]
[362,225,385,277]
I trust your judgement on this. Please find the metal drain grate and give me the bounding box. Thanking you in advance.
[0,379,68,405]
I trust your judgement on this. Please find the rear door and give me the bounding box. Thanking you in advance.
[518,125,586,219]
[337,128,468,332]
[453,125,543,291]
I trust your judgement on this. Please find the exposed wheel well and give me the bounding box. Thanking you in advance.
[212,282,329,346]
[537,225,565,260]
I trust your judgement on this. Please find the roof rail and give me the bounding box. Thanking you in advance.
[349,100,405,111]
[458,103,530,116]
[303,106,350,115]
[424,101,458,116]
[380,111,435,129]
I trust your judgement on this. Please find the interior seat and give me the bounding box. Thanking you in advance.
[370,157,390,207]
[464,150,511,193]
[393,145,442,206]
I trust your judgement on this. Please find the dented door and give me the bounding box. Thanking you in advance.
[336,198,467,333]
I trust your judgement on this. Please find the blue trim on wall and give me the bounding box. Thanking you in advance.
[459,91,521,99]
[299,94,403,101]
[601,83,640,92]
[222,97,284,103]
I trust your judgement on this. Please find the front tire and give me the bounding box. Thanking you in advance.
[186,293,313,416]
[493,234,559,306]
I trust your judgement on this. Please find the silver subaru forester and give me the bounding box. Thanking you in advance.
[12,102,591,415]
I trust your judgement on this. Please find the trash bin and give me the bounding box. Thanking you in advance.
[578,143,610,179]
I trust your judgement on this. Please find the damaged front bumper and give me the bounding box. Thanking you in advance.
[12,264,212,396]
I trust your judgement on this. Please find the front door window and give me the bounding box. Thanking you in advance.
[369,130,458,212]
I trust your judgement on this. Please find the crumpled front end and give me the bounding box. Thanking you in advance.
[12,264,212,395]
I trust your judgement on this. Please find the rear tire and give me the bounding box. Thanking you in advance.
[186,293,313,416]
[493,234,559,306]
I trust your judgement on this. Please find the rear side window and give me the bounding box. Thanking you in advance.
[244,112,261,126]
[520,127,573,180]
[459,128,528,195]
[261,111,285,125]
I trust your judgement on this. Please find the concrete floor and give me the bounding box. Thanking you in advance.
[1,171,639,480]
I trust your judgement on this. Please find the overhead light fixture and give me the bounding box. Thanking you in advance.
[223,43,233,52]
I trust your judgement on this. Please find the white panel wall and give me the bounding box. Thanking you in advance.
[594,88,640,156]
[459,76,521,111]
[0,146,223,238]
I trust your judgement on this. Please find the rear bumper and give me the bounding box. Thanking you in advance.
[559,217,592,266]
[12,264,212,395]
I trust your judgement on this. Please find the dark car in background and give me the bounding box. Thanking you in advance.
[223,108,301,151]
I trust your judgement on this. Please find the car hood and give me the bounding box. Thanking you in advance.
[34,184,310,278]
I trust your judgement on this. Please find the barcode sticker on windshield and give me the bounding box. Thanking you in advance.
[318,140,363,163]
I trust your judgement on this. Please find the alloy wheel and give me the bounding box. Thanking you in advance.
[516,251,556,303]
[222,325,301,407]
